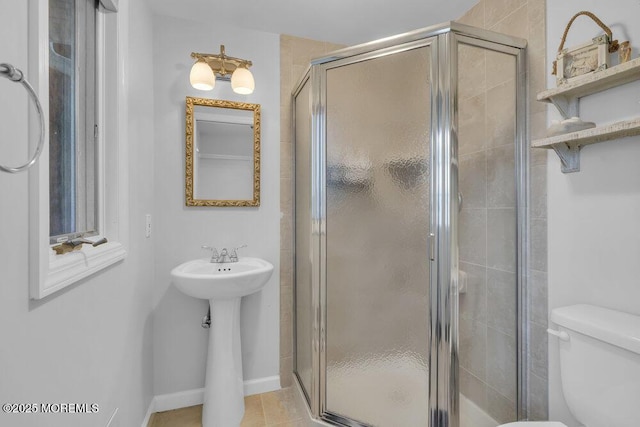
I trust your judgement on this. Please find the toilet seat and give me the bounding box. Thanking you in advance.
[499,422,568,427]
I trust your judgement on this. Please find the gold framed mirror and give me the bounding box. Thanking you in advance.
[185,97,261,206]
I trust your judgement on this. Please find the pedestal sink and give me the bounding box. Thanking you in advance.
[171,257,274,427]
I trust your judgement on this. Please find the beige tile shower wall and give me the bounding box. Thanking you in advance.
[279,35,345,387]
[457,0,548,422]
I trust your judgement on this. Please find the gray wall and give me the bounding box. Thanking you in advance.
[150,14,281,396]
[0,0,156,426]
[546,1,640,425]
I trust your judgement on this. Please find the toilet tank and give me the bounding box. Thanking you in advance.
[552,304,640,427]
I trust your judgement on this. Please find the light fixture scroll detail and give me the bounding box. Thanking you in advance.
[189,45,255,95]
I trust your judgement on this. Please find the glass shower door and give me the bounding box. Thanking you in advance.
[322,44,433,426]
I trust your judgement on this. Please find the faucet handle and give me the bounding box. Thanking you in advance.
[230,244,247,262]
[202,245,220,263]
[201,245,219,258]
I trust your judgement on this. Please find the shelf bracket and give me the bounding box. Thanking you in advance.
[552,143,580,173]
[549,95,578,119]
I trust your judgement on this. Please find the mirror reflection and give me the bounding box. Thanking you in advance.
[185,97,260,206]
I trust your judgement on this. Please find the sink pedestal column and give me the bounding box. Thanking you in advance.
[202,297,244,427]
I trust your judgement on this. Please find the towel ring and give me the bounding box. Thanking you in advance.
[0,63,45,174]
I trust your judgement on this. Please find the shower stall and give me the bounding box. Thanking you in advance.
[293,22,528,427]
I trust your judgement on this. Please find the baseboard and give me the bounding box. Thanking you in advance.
[154,388,205,413]
[244,375,280,396]
[140,399,155,427]
[142,375,281,426]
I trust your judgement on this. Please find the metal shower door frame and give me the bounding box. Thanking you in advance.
[433,28,528,427]
[313,36,439,427]
[291,68,317,415]
[292,21,528,427]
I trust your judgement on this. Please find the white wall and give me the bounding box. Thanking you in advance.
[0,0,156,426]
[151,14,280,395]
[546,1,640,425]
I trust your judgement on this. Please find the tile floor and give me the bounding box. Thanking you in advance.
[148,387,305,427]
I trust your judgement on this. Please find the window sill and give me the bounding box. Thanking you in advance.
[40,241,127,298]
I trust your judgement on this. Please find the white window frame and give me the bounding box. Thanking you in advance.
[28,0,127,299]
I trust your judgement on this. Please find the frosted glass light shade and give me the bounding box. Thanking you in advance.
[190,61,215,91]
[231,67,255,94]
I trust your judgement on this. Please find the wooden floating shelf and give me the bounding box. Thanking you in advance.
[532,118,640,173]
[532,118,640,149]
[538,57,640,103]
[535,57,640,173]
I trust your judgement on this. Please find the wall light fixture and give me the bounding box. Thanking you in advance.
[189,45,254,94]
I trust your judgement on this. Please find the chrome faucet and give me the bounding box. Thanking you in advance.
[202,245,247,263]
[229,244,246,262]
[217,248,230,263]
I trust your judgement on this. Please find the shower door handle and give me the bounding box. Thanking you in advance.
[428,233,436,261]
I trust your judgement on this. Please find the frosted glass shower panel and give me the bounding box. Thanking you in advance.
[325,46,431,426]
[294,78,313,401]
[458,43,518,425]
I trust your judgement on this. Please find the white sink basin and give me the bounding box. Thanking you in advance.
[170,256,274,427]
[171,257,274,299]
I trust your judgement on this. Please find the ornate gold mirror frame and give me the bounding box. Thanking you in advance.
[185,97,261,206]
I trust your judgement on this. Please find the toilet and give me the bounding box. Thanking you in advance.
[500,304,640,427]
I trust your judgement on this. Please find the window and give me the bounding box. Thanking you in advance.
[29,0,126,299]
[49,0,98,242]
